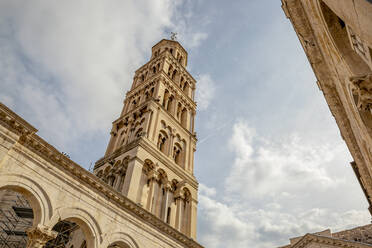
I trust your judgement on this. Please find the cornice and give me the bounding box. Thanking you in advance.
[94,136,199,190]
[137,137,199,189]
[292,234,372,248]
[0,103,203,248]
[152,39,188,56]
[0,102,37,136]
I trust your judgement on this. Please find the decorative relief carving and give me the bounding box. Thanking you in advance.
[350,74,372,111]
[347,25,371,66]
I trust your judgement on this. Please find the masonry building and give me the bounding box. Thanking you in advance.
[280,0,372,247]
[0,39,203,248]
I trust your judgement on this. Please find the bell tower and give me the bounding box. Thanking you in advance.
[94,39,198,238]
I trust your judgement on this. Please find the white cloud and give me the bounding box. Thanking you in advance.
[195,74,216,111]
[197,120,370,248]
[0,0,176,149]
[226,121,341,200]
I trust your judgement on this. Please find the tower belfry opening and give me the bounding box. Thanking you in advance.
[94,39,198,238]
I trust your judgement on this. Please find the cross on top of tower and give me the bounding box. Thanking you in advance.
[170,32,177,41]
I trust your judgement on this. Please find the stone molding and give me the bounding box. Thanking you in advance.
[95,136,199,190]
[291,233,372,248]
[0,102,37,136]
[0,103,203,248]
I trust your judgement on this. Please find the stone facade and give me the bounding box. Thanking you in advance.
[281,0,372,213]
[280,224,372,248]
[0,39,202,248]
[281,0,372,247]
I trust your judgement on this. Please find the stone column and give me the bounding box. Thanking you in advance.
[151,181,160,215]
[161,182,171,222]
[174,192,184,231]
[167,133,175,157]
[26,225,57,248]
[170,96,178,116]
[145,171,158,211]
[145,110,153,139]
[122,158,143,202]
[190,198,198,239]
[169,199,177,227]
[114,169,125,192]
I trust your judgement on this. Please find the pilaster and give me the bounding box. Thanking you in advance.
[190,198,198,239]
[122,158,143,202]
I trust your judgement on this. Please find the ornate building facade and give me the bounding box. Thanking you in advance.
[281,0,372,247]
[0,39,203,248]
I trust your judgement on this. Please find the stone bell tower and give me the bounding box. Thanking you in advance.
[94,39,198,239]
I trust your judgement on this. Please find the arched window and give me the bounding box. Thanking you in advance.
[153,66,156,74]
[163,90,170,108]
[145,91,150,100]
[108,175,116,187]
[168,65,173,76]
[135,128,143,138]
[167,96,174,112]
[131,99,137,110]
[172,70,177,80]
[173,143,182,165]
[176,103,182,120]
[170,48,173,55]
[183,82,189,95]
[157,131,169,154]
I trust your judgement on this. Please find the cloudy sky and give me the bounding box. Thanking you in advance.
[0,0,370,247]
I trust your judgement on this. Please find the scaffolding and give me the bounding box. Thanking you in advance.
[0,190,84,248]
[0,191,33,248]
[44,220,78,248]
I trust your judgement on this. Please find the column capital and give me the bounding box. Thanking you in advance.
[147,170,159,180]
[26,224,57,248]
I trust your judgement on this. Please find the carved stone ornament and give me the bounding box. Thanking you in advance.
[26,224,58,248]
[350,74,372,111]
